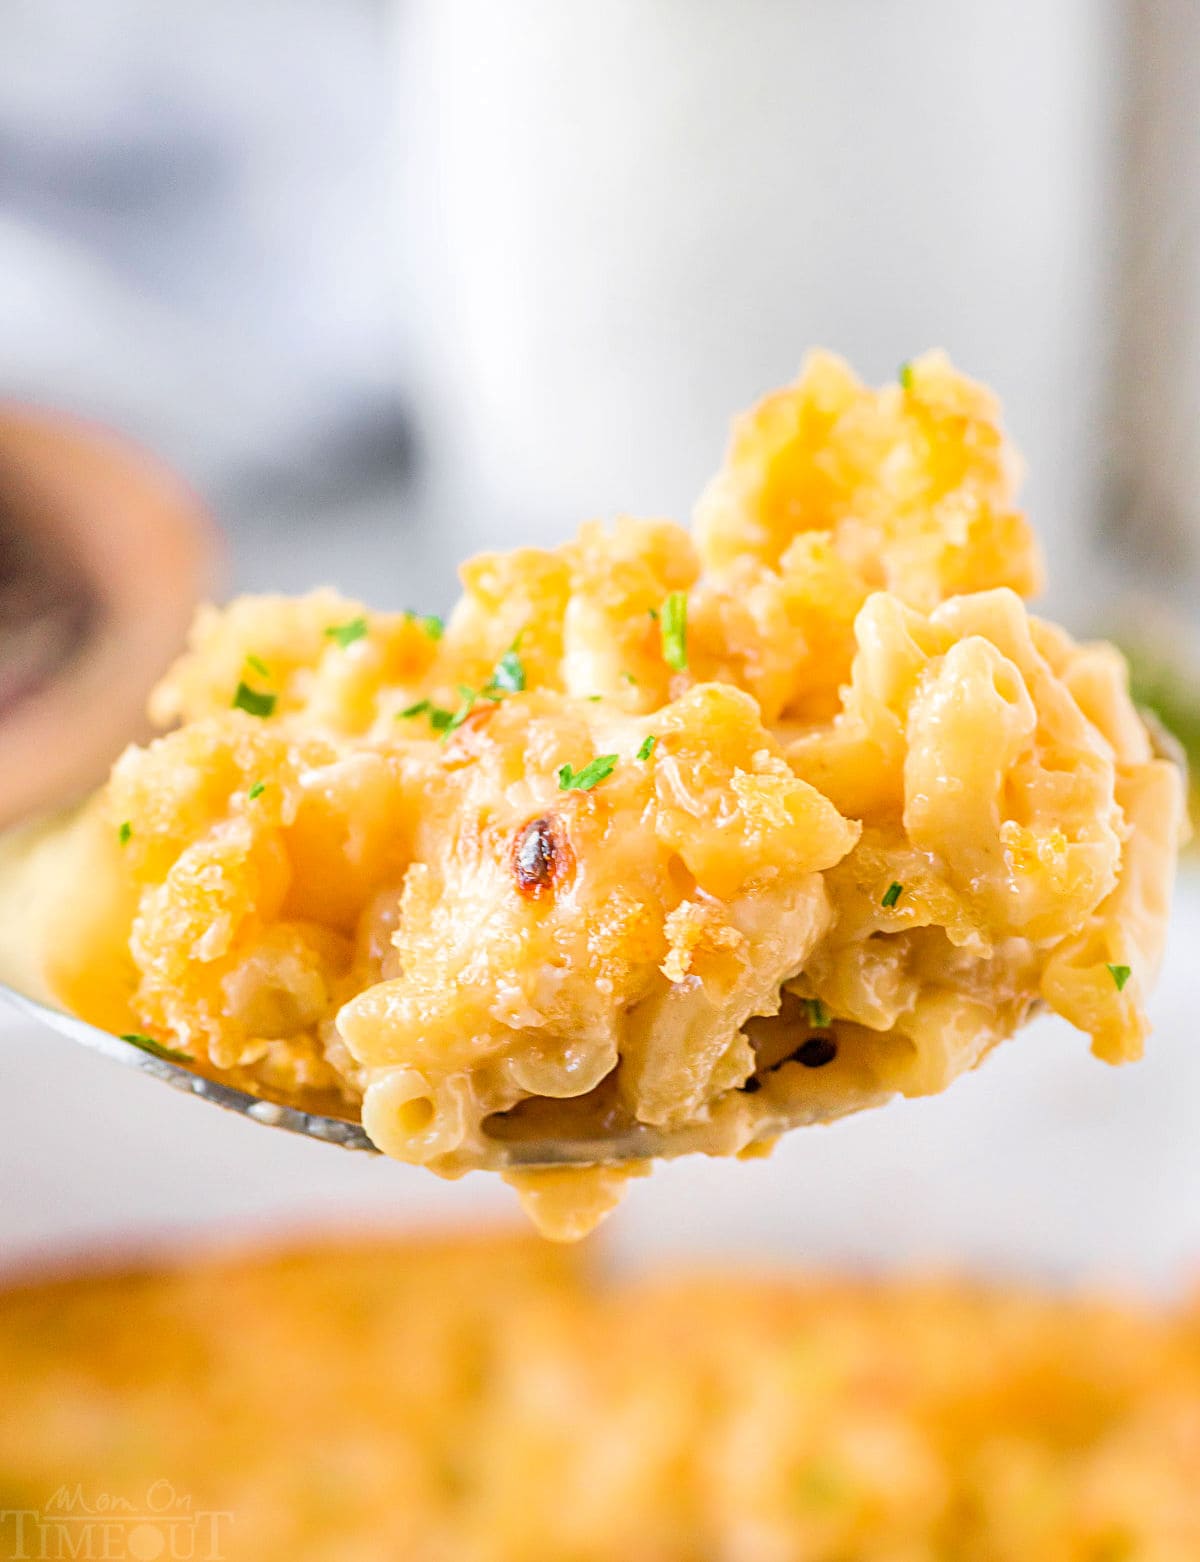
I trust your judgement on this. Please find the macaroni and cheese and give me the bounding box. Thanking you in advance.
[3,1233,1199,1560]
[41,352,1185,1236]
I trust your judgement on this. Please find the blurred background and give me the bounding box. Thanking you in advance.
[2,0,1199,1285]
[4,0,1181,610]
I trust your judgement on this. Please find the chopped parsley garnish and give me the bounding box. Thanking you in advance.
[660,590,688,671]
[405,611,443,640]
[898,361,914,390]
[636,734,657,762]
[121,1032,191,1065]
[324,616,368,648]
[398,690,482,733]
[805,997,831,1029]
[438,686,481,740]
[881,881,903,909]
[247,781,266,801]
[557,754,619,792]
[118,820,132,846]
[488,649,526,693]
[647,607,659,621]
[622,671,638,685]
[1107,963,1132,992]
[232,681,276,718]
[245,654,271,678]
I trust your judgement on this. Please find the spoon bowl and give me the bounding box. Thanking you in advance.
[2,982,781,1169]
[1,982,378,1152]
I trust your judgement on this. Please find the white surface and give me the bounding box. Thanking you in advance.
[3,868,1198,1293]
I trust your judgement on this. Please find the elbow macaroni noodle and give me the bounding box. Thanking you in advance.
[40,351,1185,1237]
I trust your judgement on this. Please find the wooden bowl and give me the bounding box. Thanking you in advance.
[0,407,219,828]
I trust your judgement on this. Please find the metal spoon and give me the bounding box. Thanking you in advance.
[0,978,846,1170]
[0,983,378,1152]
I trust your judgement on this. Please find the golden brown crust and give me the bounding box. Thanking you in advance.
[1,1234,1198,1561]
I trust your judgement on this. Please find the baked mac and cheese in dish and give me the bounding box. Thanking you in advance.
[5,1233,1200,1561]
[39,353,1185,1236]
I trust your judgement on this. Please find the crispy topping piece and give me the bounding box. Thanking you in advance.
[512,816,569,897]
[795,1036,837,1068]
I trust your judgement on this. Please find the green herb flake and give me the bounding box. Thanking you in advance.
[660,590,688,671]
[398,699,431,719]
[324,616,369,649]
[439,686,479,740]
[118,820,132,846]
[647,607,659,621]
[557,754,619,792]
[232,681,276,719]
[622,671,638,685]
[247,781,266,801]
[405,611,444,641]
[881,881,903,909]
[898,361,914,390]
[488,649,526,694]
[245,654,271,678]
[636,734,657,762]
[1107,963,1132,992]
[805,997,831,1029]
[428,705,456,732]
[121,1032,191,1065]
